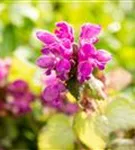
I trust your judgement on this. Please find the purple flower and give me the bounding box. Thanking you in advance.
[42,71,57,85]
[8,80,28,94]
[78,43,96,61]
[9,99,31,115]
[95,49,112,70]
[56,59,71,80]
[77,23,111,83]
[80,23,101,44]
[77,43,111,83]
[36,31,57,44]
[36,55,56,69]
[36,22,112,112]
[41,72,78,115]
[36,22,111,83]
[55,21,74,42]
[77,61,93,83]
[7,80,34,115]
[42,78,66,104]
[42,79,78,115]
[36,22,74,81]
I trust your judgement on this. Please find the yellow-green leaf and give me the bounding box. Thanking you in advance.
[8,56,41,94]
[73,112,105,150]
[96,97,135,139]
[38,114,75,150]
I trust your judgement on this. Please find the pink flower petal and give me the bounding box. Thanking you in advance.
[80,23,101,43]
[96,49,112,62]
[55,21,74,42]
[36,31,57,44]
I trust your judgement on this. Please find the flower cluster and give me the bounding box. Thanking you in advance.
[36,22,74,81]
[36,22,78,114]
[0,79,35,116]
[36,21,111,113]
[7,80,35,115]
[0,59,35,116]
[41,72,78,114]
[78,24,111,82]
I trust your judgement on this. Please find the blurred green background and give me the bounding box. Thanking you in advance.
[0,0,135,149]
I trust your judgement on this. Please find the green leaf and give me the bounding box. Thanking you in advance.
[74,96,135,149]
[0,24,16,57]
[73,112,105,150]
[38,114,75,150]
[95,97,135,139]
